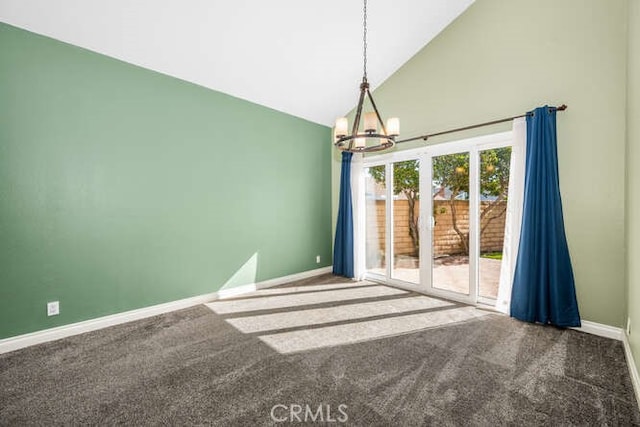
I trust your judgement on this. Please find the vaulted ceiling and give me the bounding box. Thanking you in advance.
[0,0,474,125]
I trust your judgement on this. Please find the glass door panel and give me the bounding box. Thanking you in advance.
[391,160,420,284]
[478,147,512,300]
[365,165,386,276]
[362,135,515,306]
[431,152,470,296]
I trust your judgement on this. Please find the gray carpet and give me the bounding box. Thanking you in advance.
[1,274,638,426]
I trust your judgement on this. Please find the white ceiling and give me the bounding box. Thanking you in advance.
[0,0,474,126]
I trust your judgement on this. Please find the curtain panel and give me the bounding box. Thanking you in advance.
[510,106,580,327]
[333,151,355,278]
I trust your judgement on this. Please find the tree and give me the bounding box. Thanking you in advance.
[432,148,512,254]
[370,161,420,256]
[478,148,512,242]
[432,153,472,254]
[369,147,511,256]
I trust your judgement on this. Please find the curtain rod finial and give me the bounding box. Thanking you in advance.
[557,104,567,111]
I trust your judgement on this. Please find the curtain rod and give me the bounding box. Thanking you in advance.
[395,104,567,144]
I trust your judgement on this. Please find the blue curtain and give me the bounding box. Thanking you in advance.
[510,106,581,327]
[333,151,354,278]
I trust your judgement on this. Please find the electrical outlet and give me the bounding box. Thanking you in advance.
[627,317,632,335]
[47,301,59,316]
[316,255,321,264]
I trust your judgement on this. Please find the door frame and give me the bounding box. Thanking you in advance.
[362,131,513,306]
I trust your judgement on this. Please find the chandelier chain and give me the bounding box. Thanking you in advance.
[333,0,397,153]
[363,0,368,80]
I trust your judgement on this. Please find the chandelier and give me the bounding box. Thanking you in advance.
[334,0,399,153]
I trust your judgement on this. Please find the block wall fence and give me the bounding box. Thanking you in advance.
[365,200,507,257]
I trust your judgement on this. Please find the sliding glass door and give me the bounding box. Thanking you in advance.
[364,159,421,285]
[391,160,420,284]
[478,147,512,302]
[428,151,473,300]
[362,132,513,306]
[364,165,386,277]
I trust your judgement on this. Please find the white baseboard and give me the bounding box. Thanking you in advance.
[572,320,624,341]
[622,333,640,409]
[0,266,333,355]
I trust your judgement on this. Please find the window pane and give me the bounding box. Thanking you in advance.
[365,166,386,275]
[478,147,512,300]
[391,160,420,284]
[432,152,470,295]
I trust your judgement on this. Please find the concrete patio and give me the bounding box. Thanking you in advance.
[370,255,502,300]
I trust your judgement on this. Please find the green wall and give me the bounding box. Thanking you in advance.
[333,0,628,327]
[0,23,332,340]
[627,0,640,361]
